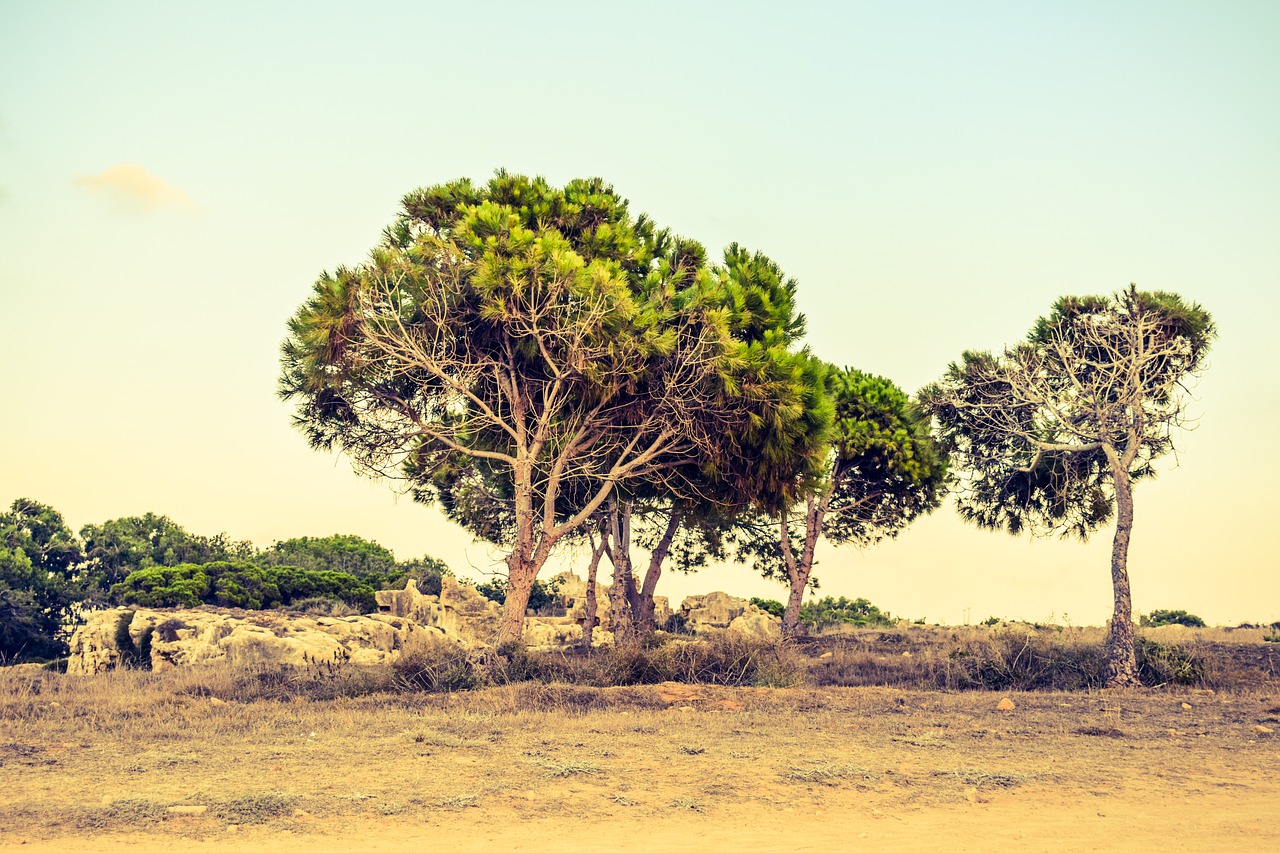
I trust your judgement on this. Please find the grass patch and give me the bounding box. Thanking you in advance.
[783,763,881,784]
[535,759,601,778]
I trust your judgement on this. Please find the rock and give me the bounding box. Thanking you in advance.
[68,606,453,675]
[376,577,503,647]
[727,612,782,641]
[1254,725,1274,734]
[679,592,782,638]
[209,697,227,707]
[819,651,834,660]
[680,592,751,631]
[997,697,1016,711]
[1181,702,1193,710]
[522,617,584,650]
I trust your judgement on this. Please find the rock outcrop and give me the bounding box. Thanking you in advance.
[67,606,446,676]
[67,580,785,674]
[679,592,781,638]
[376,577,504,646]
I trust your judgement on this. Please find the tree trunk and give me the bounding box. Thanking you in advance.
[582,528,607,649]
[779,514,806,639]
[1105,470,1141,688]
[499,549,538,647]
[780,496,826,640]
[606,499,641,646]
[637,508,681,634]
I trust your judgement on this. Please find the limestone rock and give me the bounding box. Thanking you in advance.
[68,606,449,675]
[997,697,1016,711]
[680,591,750,631]
[376,577,503,647]
[727,611,783,641]
[680,592,781,638]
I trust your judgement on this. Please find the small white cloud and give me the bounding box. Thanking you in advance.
[75,164,198,214]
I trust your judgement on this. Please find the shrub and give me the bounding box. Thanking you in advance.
[110,562,377,612]
[750,598,785,618]
[1142,609,1207,628]
[801,596,895,631]
[470,576,566,614]
[392,636,479,692]
[1136,637,1203,685]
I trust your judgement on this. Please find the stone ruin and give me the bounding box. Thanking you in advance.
[65,574,781,675]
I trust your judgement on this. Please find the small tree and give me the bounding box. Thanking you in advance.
[735,368,945,638]
[921,286,1214,687]
[281,173,755,644]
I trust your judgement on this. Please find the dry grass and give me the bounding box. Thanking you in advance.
[2,659,1278,843]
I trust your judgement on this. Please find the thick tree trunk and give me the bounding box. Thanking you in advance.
[499,549,538,647]
[1105,470,1141,688]
[606,500,641,646]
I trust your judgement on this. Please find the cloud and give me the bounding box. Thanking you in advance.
[74,164,198,214]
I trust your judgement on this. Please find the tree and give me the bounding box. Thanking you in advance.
[0,498,84,659]
[80,513,254,595]
[736,368,945,637]
[921,286,1214,687]
[281,172,755,644]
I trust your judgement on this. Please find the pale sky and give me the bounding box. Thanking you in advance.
[2,1,1277,626]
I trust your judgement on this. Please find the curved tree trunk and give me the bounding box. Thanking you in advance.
[637,509,681,634]
[1105,470,1141,688]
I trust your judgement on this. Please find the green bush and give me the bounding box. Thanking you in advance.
[1142,609,1207,628]
[110,561,377,612]
[750,598,785,618]
[471,576,565,613]
[800,596,895,630]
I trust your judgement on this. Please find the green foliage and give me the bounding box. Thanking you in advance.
[79,513,252,593]
[109,562,377,612]
[260,534,390,580]
[0,498,84,660]
[1136,638,1203,685]
[980,616,1002,627]
[800,596,895,630]
[471,576,565,613]
[1142,609,1207,628]
[750,597,785,618]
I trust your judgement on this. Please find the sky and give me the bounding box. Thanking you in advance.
[2,1,1277,626]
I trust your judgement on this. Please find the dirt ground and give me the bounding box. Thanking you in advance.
[1,671,1277,852]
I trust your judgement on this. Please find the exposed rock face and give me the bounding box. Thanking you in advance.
[376,577,504,647]
[67,606,446,676]
[679,592,781,637]
[728,611,783,641]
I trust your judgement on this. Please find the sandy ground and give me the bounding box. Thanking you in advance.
[2,677,1277,851]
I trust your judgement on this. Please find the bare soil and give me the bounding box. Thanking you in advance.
[1,667,1277,851]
